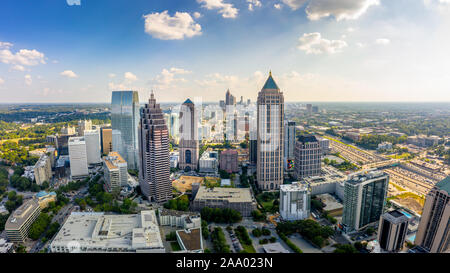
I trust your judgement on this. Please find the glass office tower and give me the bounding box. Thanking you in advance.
[111,91,140,170]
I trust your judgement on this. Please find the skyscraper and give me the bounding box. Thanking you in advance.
[342,170,389,232]
[378,210,409,252]
[257,72,284,190]
[77,119,92,136]
[179,98,199,172]
[284,121,297,172]
[414,176,450,253]
[111,91,140,170]
[225,89,236,106]
[100,127,112,155]
[138,92,172,203]
[84,129,102,164]
[294,135,322,180]
[68,137,89,179]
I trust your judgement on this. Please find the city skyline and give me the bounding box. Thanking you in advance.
[1,0,450,103]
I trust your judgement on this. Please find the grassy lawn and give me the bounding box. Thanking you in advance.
[388,192,425,206]
[388,153,412,159]
[170,241,181,252]
[242,243,256,253]
[204,177,221,188]
[390,182,406,192]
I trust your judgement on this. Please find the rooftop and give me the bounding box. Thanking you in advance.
[103,152,127,170]
[194,186,254,203]
[436,176,450,194]
[5,199,40,230]
[262,242,290,253]
[176,228,202,251]
[297,135,318,143]
[51,211,164,251]
[280,182,309,192]
[262,72,280,90]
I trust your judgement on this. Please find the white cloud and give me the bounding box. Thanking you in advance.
[193,12,202,19]
[0,78,4,85]
[347,27,356,32]
[151,67,192,90]
[108,73,116,78]
[143,11,202,40]
[248,0,262,11]
[281,0,378,21]
[0,42,13,49]
[66,0,81,6]
[12,65,25,71]
[274,4,282,9]
[25,74,32,86]
[0,48,46,67]
[60,70,78,78]
[306,0,379,21]
[281,0,308,10]
[356,42,365,48]
[375,38,390,45]
[298,32,348,54]
[197,0,239,18]
[124,72,138,82]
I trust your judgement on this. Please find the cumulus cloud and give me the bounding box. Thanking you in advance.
[151,67,192,90]
[248,0,262,11]
[0,78,4,85]
[298,32,348,54]
[306,0,379,21]
[197,0,239,18]
[281,0,378,21]
[375,38,390,45]
[0,48,46,67]
[143,11,202,40]
[25,74,32,86]
[281,0,308,10]
[66,0,81,6]
[124,72,138,82]
[12,65,25,71]
[274,4,282,9]
[60,70,78,78]
[0,42,13,49]
[193,12,202,19]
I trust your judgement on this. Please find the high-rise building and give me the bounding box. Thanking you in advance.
[342,170,389,232]
[249,130,258,165]
[138,92,172,203]
[279,182,310,221]
[68,137,89,179]
[103,152,128,193]
[414,176,450,253]
[111,91,140,170]
[100,127,112,155]
[5,199,41,243]
[294,135,322,180]
[312,106,319,113]
[378,210,409,252]
[34,155,52,185]
[306,104,312,114]
[284,121,297,172]
[257,72,284,191]
[77,119,92,136]
[225,89,236,106]
[61,125,76,135]
[179,99,199,172]
[84,129,102,165]
[220,149,239,174]
[169,112,180,141]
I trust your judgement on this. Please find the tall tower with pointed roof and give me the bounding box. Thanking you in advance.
[179,98,199,171]
[257,71,285,190]
[138,91,172,203]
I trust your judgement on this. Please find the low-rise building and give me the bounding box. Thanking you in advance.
[158,208,201,229]
[0,238,14,253]
[50,210,165,253]
[176,228,203,253]
[378,142,393,151]
[262,242,290,253]
[5,199,41,243]
[36,191,57,209]
[191,186,256,217]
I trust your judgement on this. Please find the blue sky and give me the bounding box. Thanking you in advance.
[0,0,450,103]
